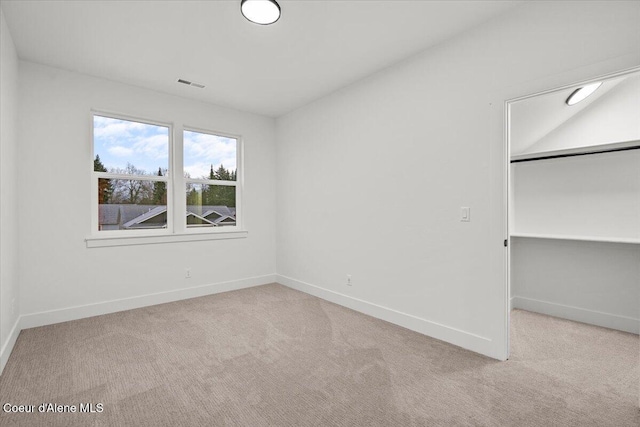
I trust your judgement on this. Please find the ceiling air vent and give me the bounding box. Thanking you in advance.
[177,79,205,89]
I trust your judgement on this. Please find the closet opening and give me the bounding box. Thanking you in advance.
[505,68,640,363]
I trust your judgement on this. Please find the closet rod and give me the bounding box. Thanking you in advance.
[510,144,640,163]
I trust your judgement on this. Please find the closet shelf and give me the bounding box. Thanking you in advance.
[510,233,640,244]
[510,139,640,163]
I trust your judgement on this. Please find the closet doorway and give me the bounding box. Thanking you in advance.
[506,67,640,356]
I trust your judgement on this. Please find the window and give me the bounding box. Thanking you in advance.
[93,114,170,232]
[91,112,242,239]
[184,130,238,229]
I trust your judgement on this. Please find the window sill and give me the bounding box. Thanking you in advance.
[86,230,248,248]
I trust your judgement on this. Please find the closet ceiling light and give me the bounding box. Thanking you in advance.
[565,82,602,106]
[241,0,281,25]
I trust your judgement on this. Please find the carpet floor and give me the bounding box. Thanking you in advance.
[0,283,637,426]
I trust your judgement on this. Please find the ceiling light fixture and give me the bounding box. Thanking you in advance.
[565,82,602,106]
[241,0,281,25]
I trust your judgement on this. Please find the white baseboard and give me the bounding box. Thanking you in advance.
[0,316,21,375]
[511,296,639,334]
[20,274,276,330]
[276,275,499,359]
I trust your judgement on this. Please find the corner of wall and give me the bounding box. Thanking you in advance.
[0,6,21,375]
[0,316,20,374]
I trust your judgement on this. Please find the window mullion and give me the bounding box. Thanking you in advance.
[173,123,186,234]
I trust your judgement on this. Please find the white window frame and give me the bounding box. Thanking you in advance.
[87,110,246,247]
[181,126,243,234]
[90,111,174,238]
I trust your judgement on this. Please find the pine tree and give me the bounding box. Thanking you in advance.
[202,165,215,205]
[200,164,237,208]
[217,164,235,207]
[94,155,112,203]
[205,164,232,207]
[186,187,199,206]
[153,167,167,205]
[214,164,231,181]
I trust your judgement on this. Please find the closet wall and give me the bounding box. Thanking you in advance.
[510,72,640,334]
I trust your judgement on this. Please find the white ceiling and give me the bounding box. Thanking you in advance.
[1,0,520,117]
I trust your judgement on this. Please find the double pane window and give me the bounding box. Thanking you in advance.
[92,114,240,234]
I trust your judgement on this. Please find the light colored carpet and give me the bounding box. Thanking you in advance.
[0,283,637,426]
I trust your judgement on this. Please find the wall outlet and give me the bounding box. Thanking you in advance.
[185,268,192,279]
[346,275,352,286]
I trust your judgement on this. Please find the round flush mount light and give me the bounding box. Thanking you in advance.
[565,82,602,106]
[241,0,281,25]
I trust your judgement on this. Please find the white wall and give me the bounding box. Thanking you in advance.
[0,8,20,373]
[276,1,640,359]
[512,150,640,239]
[525,74,640,154]
[509,75,626,156]
[17,61,277,326]
[511,238,639,334]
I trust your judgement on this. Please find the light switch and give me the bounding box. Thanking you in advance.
[460,207,470,222]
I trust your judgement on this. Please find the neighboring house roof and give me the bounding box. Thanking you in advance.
[99,204,121,226]
[122,206,167,229]
[202,209,221,219]
[99,204,235,229]
[201,206,233,217]
[212,215,236,225]
[200,207,236,226]
[186,212,215,226]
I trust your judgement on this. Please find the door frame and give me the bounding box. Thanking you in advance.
[502,64,640,359]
